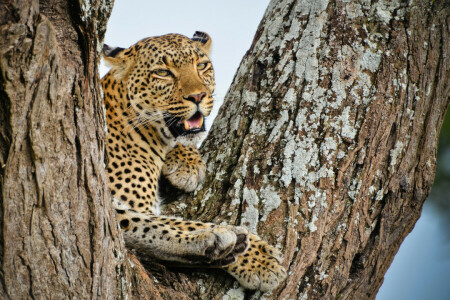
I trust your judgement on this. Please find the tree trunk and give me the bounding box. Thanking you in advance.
[162,0,449,299]
[0,1,165,299]
[1,0,448,300]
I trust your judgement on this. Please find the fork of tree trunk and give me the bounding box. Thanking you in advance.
[0,0,448,299]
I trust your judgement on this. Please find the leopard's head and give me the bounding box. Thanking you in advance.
[103,31,215,145]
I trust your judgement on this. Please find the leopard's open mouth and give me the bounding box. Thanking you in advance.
[164,112,206,138]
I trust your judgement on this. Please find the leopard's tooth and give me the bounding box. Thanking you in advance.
[184,120,190,130]
[198,116,204,128]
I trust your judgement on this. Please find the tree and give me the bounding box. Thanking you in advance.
[0,0,159,299]
[0,0,448,299]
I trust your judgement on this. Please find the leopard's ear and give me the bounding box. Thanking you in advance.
[192,31,212,55]
[102,44,136,80]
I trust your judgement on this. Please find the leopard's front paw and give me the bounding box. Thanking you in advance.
[206,225,249,266]
[162,145,205,192]
[192,225,249,265]
[225,234,287,292]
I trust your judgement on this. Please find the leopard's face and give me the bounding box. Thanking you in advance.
[103,32,215,145]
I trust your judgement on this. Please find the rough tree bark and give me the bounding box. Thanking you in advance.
[0,1,167,299]
[162,0,449,299]
[0,0,448,300]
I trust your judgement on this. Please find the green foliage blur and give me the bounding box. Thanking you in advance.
[429,108,450,233]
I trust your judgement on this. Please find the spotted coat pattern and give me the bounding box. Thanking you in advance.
[101,32,286,292]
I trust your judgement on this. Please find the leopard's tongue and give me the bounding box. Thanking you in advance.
[183,113,204,130]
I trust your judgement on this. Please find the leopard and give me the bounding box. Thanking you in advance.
[101,31,286,292]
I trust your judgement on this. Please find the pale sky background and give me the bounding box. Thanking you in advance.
[101,1,450,299]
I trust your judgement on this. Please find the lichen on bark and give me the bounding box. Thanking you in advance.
[163,0,449,299]
[0,0,448,299]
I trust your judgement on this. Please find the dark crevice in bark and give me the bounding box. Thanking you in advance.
[298,263,316,296]
[0,70,10,290]
[283,0,298,24]
[0,2,21,26]
[0,77,12,166]
[250,60,266,92]
[38,1,81,64]
[349,252,364,279]
[70,8,90,74]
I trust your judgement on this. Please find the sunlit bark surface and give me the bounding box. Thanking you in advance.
[0,1,163,299]
[0,0,448,299]
[163,0,449,299]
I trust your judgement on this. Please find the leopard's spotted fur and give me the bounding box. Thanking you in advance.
[102,32,286,291]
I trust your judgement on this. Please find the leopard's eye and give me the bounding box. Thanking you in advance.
[155,69,171,77]
[197,62,208,71]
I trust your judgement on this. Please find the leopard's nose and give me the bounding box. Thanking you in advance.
[184,92,206,104]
